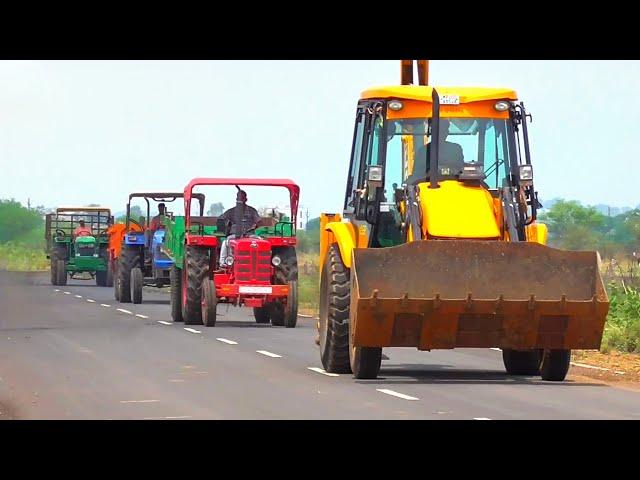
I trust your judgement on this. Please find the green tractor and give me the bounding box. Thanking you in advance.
[46,207,113,286]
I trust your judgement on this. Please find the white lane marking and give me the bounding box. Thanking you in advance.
[257,350,282,358]
[169,379,185,383]
[298,314,314,318]
[117,308,133,315]
[143,416,192,420]
[64,291,71,295]
[136,314,149,319]
[100,304,111,307]
[615,371,626,375]
[490,348,501,351]
[571,362,610,372]
[54,289,60,292]
[86,299,95,303]
[74,295,83,298]
[158,321,172,325]
[216,337,237,345]
[376,389,419,401]
[120,399,160,404]
[474,417,492,420]
[307,367,339,377]
[185,328,202,334]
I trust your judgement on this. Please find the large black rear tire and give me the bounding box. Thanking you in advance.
[182,246,209,325]
[106,256,114,287]
[50,258,58,285]
[540,349,571,381]
[117,247,140,303]
[170,265,183,322]
[202,279,217,327]
[56,259,67,286]
[131,267,143,304]
[502,349,542,375]
[318,244,351,374]
[113,261,121,301]
[96,270,108,286]
[254,307,271,323]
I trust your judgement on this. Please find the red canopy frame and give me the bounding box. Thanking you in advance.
[183,178,300,231]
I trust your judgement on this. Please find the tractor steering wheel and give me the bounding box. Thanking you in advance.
[98,228,108,237]
[55,229,66,239]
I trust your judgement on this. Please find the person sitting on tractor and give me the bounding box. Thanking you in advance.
[73,220,92,238]
[149,203,166,232]
[218,189,261,266]
[407,118,464,185]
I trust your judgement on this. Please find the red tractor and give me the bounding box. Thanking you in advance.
[164,178,300,328]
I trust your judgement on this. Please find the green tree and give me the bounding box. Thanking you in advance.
[539,200,607,250]
[0,199,44,244]
[208,202,225,216]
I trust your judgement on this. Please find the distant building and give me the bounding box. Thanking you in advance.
[259,204,309,230]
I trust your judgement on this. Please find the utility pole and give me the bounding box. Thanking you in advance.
[27,198,31,210]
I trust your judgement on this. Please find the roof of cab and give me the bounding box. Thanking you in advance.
[360,85,518,103]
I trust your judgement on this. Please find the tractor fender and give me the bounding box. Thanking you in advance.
[322,221,356,270]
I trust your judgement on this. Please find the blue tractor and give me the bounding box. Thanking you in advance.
[115,191,205,304]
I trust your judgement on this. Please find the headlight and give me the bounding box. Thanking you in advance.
[494,100,510,111]
[225,256,234,266]
[388,100,403,111]
[272,256,281,267]
[519,164,533,181]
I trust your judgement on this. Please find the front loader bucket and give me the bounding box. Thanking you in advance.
[350,241,609,351]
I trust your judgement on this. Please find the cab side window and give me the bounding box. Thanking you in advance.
[344,106,366,211]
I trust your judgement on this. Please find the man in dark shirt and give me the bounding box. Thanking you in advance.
[218,190,262,265]
[406,118,464,185]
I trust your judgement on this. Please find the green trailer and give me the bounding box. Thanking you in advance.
[46,207,113,286]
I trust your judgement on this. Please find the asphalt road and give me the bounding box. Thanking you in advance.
[1,271,639,419]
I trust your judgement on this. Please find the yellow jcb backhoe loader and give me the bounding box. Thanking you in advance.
[318,60,609,381]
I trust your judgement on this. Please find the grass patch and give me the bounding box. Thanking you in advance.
[601,282,640,354]
[0,242,49,271]
[298,252,319,316]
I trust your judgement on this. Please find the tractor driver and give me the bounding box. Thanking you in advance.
[149,203,166,231]
[73,220,92,238]
[218,190,261,266]
[406,118,464,185]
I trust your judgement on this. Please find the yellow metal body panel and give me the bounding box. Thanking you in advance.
[417,180,501,239]
[361,85,517,103]
[526,222,549,245]
[320,214,358,269]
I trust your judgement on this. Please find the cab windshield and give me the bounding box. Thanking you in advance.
[382,117,514,194]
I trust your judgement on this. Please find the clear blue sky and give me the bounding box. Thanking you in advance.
[1,60,638,217]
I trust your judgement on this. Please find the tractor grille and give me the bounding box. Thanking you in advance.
[235,245,271,283]
[77,245,95,257]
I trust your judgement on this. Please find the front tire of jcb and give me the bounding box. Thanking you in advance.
[56,259,67,286]
[131,267,143,304]
[182,247,208,325]
[502,349,542,375]
[318,244,351,374]
[348,296,382,379]
[540,349,571,381]
[202,279,217,327]
[170,265,183,322]
[254,307,271,324]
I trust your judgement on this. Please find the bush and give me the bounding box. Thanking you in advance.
[602,282,640,353]
[0,241,49,271]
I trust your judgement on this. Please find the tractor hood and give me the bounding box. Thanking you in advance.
[75,235,97,245]
[417,180,500,239]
